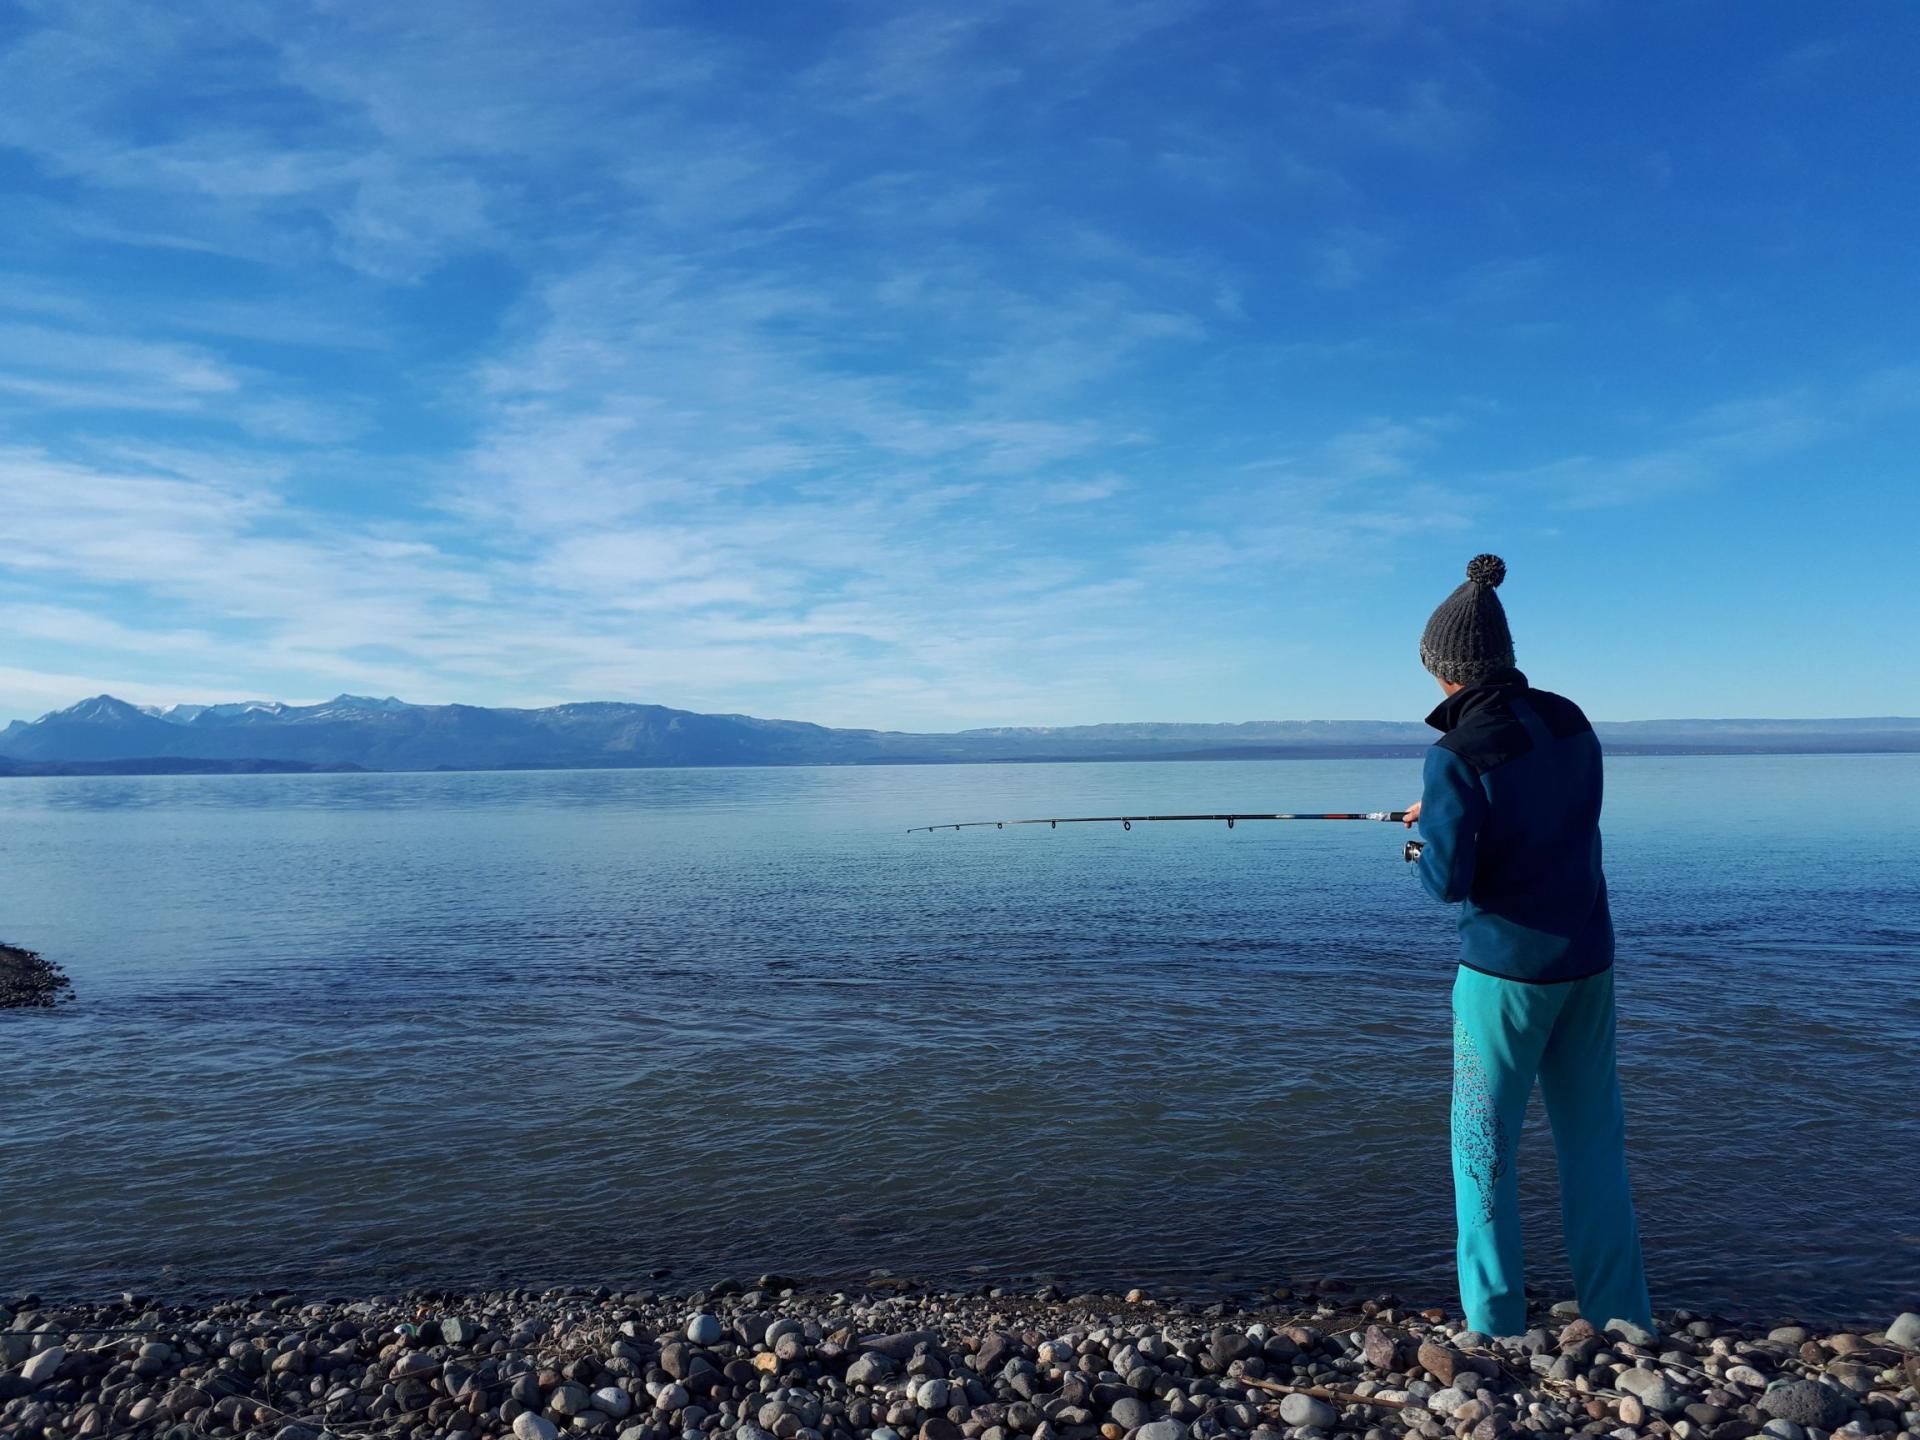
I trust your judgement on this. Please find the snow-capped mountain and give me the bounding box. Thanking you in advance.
[0,693,894,769]
[1,693,1915,771]
[140,700,287,724]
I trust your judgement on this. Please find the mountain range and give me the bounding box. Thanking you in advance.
[1,694,1916,774]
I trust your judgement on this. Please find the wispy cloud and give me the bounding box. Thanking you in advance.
[1,1,1912,726]
[1495,389,1833,509]
[1311,227,1394,290]
[1325,78,1487,154]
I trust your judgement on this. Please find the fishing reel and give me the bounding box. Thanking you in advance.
[1403,839,1424,863]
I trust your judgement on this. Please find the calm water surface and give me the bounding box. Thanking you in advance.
[2,756,1916,1320]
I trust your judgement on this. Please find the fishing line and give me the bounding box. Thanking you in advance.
[906,810,1427,859]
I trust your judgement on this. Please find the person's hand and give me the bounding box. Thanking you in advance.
[1403,800,1421,829]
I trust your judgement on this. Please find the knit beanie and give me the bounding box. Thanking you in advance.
[1419,554,1514,685]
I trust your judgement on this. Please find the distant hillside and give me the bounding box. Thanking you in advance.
[1,693,1915,772]
[0,754,366,778]
[0,695,909,770]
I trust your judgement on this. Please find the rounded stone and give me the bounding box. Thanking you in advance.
[1606,1321,1660,1349]
[596,1386,634,1420]
[1644,1379,1682,1413]
[1760,1381,1849,1430]
[1110,1398,1150,1429]
[1279,1394,1339,1429]
[20,1346,64,1385]
[688,1314,725,1346]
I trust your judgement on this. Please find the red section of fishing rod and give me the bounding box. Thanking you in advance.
[906,811,1410,833]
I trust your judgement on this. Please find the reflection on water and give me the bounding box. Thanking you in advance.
[1,755,1915,1319]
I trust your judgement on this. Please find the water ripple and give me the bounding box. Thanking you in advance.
[0,755,1915,1319]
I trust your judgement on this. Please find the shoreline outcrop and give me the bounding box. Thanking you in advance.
[0,942,71,1009]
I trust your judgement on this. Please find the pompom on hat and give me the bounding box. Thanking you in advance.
[1420,553,1515,685]
[1463,553,1505,587]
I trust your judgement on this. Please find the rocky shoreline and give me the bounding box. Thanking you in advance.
[0,942,73,1009]
[4,1280,1917,1440]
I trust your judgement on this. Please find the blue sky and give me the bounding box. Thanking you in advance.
[2,1,1916,728]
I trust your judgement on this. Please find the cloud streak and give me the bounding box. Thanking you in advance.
[2,1,1915,726]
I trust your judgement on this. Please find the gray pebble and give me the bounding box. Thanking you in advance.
[848,1353,896,1386]
[1887,1314,1920,1351]
[1640,1379,1682,1415]
[1760,1381,1849,1430]
[20,1346,63,1384]
[1111,1398,1151,1429]
[1280,1394,1340,1429]
[688,1313,724,1346]
[1607,1321,1660,1348]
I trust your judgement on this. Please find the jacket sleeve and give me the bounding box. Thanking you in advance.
[1418,745,1485,905]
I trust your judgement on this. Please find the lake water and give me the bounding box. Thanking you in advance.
[2,755,1916,1322]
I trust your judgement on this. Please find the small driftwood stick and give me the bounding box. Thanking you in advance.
[1240,1375,1408,1411]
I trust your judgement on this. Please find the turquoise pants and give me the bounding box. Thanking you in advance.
[1451,964,1651,1335]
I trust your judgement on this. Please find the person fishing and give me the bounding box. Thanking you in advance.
[1404,553,1653,1336]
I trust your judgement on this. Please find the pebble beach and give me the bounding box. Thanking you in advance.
[5,1279,1917,1440]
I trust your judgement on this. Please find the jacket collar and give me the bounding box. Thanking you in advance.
[1425,666,1529,733]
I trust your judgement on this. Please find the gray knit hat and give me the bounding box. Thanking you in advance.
[1420,554,1514,684]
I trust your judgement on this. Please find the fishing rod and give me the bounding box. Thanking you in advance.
[907,809,1428,861]
[907,810,1409,831]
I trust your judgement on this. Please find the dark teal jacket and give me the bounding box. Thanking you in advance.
[1416,668,1614,984]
